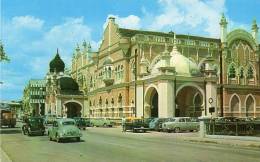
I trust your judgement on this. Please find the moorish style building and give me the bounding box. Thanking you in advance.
[71,15,260,119]
[45,50,85,118]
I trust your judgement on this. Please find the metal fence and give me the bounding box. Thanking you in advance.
[205,120,260,136]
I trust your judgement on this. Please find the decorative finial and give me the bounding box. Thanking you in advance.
[76,43,80,52]
[171,33,178,52]
[82,40,87,48]
[252,18,258,31]
[56,48,59,54]
[220,13,227,26]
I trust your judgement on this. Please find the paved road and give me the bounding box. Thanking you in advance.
[1,125,260,162]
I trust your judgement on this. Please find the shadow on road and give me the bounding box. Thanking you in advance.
[0,128,21,134]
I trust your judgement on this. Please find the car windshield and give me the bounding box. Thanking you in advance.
[62,121,75,125]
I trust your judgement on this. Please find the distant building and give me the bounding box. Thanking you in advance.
[71,15,260,119]
[23,79,46,116]
[45,50,85,118]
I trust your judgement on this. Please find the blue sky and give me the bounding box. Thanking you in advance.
[1,0,260,101]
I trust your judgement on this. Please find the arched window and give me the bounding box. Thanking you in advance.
[108,67,112,78]
[230,95,240,116]
[247,66,254,79]
[239,67,244,79]
[99,96,102,107]
[111,98,114,105]
[120,65,124,79]
[245,95,254,117]
[105,99,108,107]
[118,93,123,108]
[228,65,236,78]
[89,101,92,107]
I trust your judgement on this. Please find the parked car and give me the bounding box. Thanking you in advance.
[162,117,199,133]
[124,117,150,133]
[44,114,57,125]
[22,117,45,136]
[73,117,88,130]
[48,118,82,143]
[214,117,239,122]
[149,118,172,131]
[90,118,113,127]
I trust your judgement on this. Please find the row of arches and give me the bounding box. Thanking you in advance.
[228,64,255,79]
[230,94,256,117]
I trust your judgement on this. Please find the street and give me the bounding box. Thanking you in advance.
[1,124,260,162]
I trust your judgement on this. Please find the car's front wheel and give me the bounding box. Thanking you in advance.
[56,134,61,143]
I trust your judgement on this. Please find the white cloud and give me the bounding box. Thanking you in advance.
[103,14,141,29]
[148,0,226,37]
[11,15,44,30]
[30,17,92,70]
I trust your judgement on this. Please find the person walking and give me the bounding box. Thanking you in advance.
[122,116,126,132]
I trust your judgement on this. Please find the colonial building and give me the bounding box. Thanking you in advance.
[71,15,260,119]
[23,79,46,116]
[45,50,85,118]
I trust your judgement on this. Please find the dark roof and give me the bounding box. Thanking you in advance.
[49,51,65,73]
[118,28,220,42]
[118,28,175,37]
[58,77,79,93]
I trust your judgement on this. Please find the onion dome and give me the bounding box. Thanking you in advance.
[49,49,65,73]
[58,76,79,92]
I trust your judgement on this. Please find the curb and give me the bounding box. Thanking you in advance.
[0,147,12,162]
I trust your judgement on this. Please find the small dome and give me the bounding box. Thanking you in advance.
[49,50,65,73]
[58,77,79,92]
[151,46,201,77]
[103,57,113,65]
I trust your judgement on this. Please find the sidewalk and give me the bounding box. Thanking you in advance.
[176,134,260,148]
[0,146,12,162]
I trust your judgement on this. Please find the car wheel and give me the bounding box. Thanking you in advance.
[56,134,60,143]
[174,127,181,133]
[76,137,80,142]
[27,130,31,136]
[167,129,172,133]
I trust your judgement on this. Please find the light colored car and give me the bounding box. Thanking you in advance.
[162,117,199,133]
[90,118,113,127]
[48,118,82,142]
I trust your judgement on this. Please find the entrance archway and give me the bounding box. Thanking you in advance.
[176,86,203,117]
[145,86,159,118]
[64,102,82,118]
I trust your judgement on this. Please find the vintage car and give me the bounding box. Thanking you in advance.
[124,117,150,133]
[149,118,173,131]
[48,118,82,142]
[44,114,57,125]
[22,117,45,136]
[73,117,88,130]
[162,117,199,133]
[90,118,113,127]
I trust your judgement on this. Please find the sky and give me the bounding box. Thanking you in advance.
[1,0,260,101]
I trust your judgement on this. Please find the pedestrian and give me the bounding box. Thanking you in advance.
[122,116,126,132]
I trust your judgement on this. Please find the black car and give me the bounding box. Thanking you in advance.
[22,117,45,136]
[73,117,88,129]
[124,118,150,133]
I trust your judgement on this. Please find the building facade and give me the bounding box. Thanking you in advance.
[71,15,260,119]
[45,51,85,118]
[23,79,46,116]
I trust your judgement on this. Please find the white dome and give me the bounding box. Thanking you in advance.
[151,46,201,77]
